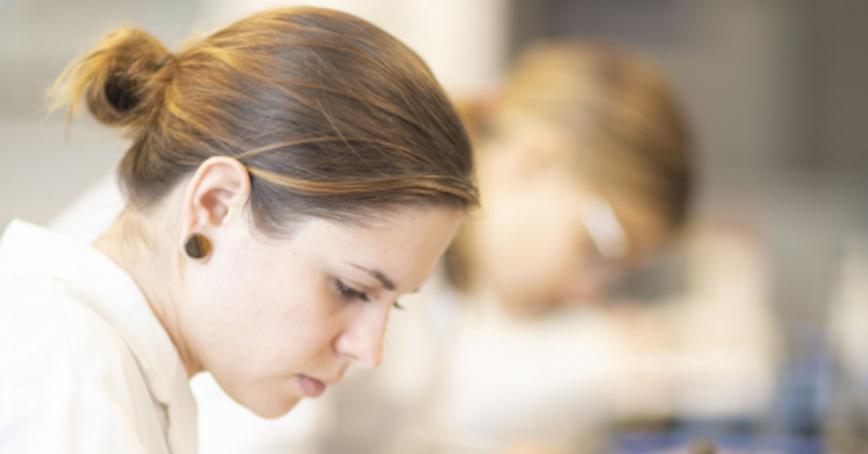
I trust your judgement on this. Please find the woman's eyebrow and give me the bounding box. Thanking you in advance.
[348,263,397,291]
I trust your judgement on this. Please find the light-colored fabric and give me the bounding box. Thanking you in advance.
[0,220,197,453]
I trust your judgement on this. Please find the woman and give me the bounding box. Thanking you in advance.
[0,7,476,453]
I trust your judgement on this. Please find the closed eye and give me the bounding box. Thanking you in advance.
[334,279,370,302]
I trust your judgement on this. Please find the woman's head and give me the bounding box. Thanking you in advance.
[457,42,692,314]
[52,7,477,227]
[52,7,476,416]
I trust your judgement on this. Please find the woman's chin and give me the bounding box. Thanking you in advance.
[246,393,300,419]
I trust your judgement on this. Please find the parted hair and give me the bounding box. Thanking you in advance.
[50,7,478,231]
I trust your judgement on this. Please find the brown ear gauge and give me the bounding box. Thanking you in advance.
[184,233,212,259]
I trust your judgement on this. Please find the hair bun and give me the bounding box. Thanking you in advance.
[49,28,174,132]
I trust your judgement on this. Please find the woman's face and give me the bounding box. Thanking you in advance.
[179,206,462,418]
[474,128,669,315]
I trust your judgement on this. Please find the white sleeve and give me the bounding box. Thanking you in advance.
[1,381,149,453]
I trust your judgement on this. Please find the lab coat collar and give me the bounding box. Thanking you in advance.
[0,220,197,452]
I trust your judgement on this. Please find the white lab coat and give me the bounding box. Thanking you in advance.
[0,220,197,453]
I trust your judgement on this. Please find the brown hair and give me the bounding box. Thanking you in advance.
[478,42,691,229]
[49,7,477,231]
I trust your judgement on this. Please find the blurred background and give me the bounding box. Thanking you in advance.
[2,0,867,452]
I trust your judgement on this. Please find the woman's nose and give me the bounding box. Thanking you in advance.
[334,305,390,368]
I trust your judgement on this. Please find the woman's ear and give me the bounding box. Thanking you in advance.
[181,156,252,237]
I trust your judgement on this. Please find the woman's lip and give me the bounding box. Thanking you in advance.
[298,375,327,398]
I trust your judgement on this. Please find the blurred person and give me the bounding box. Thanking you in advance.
[0,6,478,453]
[426,41,691,451]
[318,42,780,454]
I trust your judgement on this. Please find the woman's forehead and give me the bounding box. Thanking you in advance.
[267,207,460,285]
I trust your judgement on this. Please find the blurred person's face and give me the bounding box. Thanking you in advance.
[472,127,669,315]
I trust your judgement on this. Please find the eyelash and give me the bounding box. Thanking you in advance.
[334,279,404,310]
[335,279,369,302]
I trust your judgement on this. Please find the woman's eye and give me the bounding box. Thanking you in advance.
[334,279,370,302]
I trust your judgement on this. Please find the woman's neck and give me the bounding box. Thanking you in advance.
[91,209,203,377]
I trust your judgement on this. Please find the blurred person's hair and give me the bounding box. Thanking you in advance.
[49,7,478,233]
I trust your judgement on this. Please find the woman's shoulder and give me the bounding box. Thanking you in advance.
[0,275,144,389]
[0,276,167,452]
